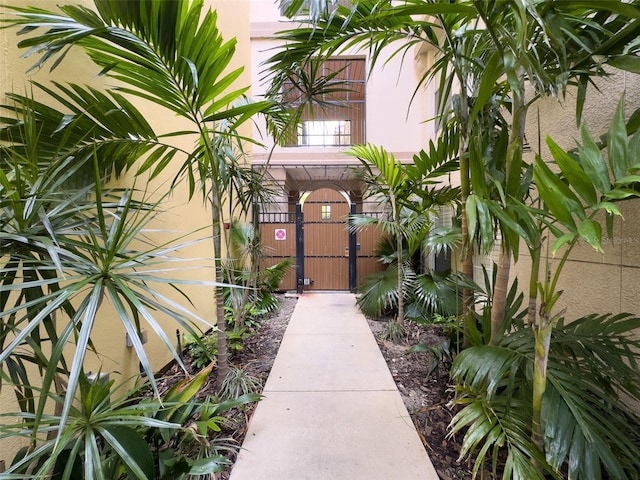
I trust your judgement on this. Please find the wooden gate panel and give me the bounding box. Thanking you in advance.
[356,224,386,286]
[357,257,384,280]
[304,222,349,290]
[304,222,348,255]
[256,193,386,292]
[303,188,350,291]
[261,223,296,256]
[305,258,349,290]
[258,219,297,291]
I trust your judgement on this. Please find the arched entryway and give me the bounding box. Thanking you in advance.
[256,171,386,293]
[301,187,351,290]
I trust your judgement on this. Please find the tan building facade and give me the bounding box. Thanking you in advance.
[516,72,640,320]
[249,0,445,291]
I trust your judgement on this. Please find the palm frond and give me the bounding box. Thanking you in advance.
[452,314,640,479]
[410,272,461,318]
[1,86,177,187]
[424,226,462,257]
[355,265,399,318]
[542,313,640,478]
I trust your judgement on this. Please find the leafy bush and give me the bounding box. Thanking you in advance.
[356,234,464,322]
[0,365,260,479]
[183,329,251,370]
[224,258,292,329]
[218,367,263,401]
[450,313,640,479]
[380,320,407,344]
[407,313,460,378]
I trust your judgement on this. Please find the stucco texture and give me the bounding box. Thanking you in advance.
[511,70,640,320]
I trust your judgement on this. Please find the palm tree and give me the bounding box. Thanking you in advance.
[349,145,414,328]
[3,0,278,386]
[269,0,640,335]
[347,142,459,328]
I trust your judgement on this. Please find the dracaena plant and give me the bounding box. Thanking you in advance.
[0,363,260,479]
[0,117,219,452]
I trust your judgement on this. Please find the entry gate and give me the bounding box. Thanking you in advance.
[303,188,350,290]
[258,190,384,292]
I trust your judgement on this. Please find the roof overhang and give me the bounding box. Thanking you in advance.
[254,161,364,195]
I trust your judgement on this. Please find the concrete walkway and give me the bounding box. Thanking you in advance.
[229,292,439,480]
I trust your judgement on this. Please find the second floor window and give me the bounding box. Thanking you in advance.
[298,120,351,146]
[283,57,365,147]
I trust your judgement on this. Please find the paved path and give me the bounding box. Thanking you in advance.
[229,292,439,480]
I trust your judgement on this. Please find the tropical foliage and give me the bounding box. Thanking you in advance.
[0,0,281,476]
[354,222,462,322]
[0,139,214,443]
[272,0,640,478]
[0,364,259,479]
[224,222,292,332]
[2,0,278,388]
[346,143,460,328]
[451,312,640,479]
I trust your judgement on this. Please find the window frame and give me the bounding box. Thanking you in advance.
[282,56,366,148]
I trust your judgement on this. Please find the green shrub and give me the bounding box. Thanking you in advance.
[450,313,640,479]
[218,367,263,401]
[0,365,260,479]
[183,329,251,370]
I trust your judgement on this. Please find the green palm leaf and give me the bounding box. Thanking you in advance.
[2,86,170,187]
[450,338,552,479]
[5,1,268,130]
[452,314,640,479]
[410,272,460,318]
[355,265,399,318]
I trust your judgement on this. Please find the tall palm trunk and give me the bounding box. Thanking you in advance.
[391,192,405,327]
[490,68,526,344]
[453,88,474,348]
[459,138,474,347]
[396,239,404,327]
[532,316,553,453]
[489,247,511,344]
[211,195,229,386]
[527,241,541,325]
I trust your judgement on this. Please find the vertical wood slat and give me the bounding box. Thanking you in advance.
[259,222,297,291]
[304,188,350,290]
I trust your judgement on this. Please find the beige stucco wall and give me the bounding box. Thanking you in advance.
[0,0,250,463]
[512,70,640,319]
